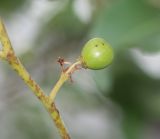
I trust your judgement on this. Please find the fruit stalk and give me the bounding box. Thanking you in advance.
[49,60,82,101]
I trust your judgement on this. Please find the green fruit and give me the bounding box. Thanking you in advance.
[81,38,114,70]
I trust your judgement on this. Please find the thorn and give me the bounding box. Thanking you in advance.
[57,57,65,72]
[57,57,72,72]
[57,57,64,66]
[69,74,74,83]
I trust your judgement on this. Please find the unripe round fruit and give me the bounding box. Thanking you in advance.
[81,38,114,70]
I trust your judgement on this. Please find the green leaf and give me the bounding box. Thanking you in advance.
[0,0,28,16]
[90,0,160,51]
[40,0,86,40]
[138,34,160,52]
[109,50,160,117]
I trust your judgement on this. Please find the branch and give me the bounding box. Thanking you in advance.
[0,51,5,59]
[0,19,71,139]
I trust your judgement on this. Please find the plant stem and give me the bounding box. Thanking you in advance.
[0,19,13,54]
[49,60,82,101]
[0,19,71,139]
[49,73,68,101]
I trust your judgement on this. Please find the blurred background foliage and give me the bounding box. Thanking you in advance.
[0,0,160,139]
